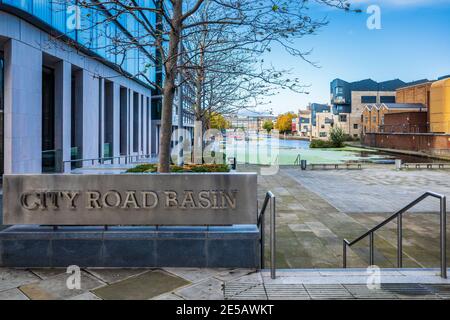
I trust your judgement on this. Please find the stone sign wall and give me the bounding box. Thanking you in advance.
[3,173,257,226]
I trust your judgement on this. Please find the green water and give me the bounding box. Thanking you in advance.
[224,135,393,165]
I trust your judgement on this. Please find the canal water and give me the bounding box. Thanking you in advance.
[223,134,444,165]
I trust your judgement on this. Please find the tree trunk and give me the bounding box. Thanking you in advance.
[158,0,183,172]
[193,45,205,164]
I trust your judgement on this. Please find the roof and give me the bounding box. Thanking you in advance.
[332,78,406,92]
[234,110,275,118]
[382,103,426,110]
[364,103,426,111]
[398,79,432,89]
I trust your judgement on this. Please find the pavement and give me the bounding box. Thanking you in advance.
[251,166,450,270]
[1,165,450,299]
[1,267,450,300]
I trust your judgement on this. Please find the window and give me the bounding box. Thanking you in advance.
[321,125,325,129]
[0,52,4,176]
[353,124,358,129]
[380,96,396,103]
[361,96,377,103]
[372,116,377,122]
[319,132,327,137]
[339,115,347,122]
[335,87,343,95]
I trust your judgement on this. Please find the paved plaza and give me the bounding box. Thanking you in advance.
[1,166,450,299]
[254,166,450,269]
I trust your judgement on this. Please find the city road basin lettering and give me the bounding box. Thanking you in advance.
[19,190,238,211]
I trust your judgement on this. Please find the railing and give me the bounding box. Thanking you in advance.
[63,154,154,167]
[310,163,362,170]
[343,191,447,278]
[258,191,276,279]
[294,154,301,166]
[402,163,450,170]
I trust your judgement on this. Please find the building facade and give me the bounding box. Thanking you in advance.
[313,112,334,139]
[297,110,311,137]
[330,78,406,138]
[362,103,427,134]
[228,111,276,133]
[362,76,450,158]
[0,1,193,178]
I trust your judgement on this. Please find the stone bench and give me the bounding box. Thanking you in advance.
[309,163,363,170]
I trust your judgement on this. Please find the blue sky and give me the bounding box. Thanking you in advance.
[262,0,450,115]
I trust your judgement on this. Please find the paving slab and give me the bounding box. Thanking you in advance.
[92,270,190,300]
[30,269,67,280]
[0,288,29,300]
[69,292,102,300]
[151,292,185,300]
[19,271,105,300]
[175,278,224,300]
[212,269,256,282]
[0,269,40,292]
[163,268,220,283]
[86,269,150,284]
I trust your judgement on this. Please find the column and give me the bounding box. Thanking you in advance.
[54,60,72,173]
[112,82,121,161]
[98,77,105,159]
[138,94,142,155]
[3,39,42,173]
[142,96,147,155]
[82,70,100,161]
[128,89,132,155]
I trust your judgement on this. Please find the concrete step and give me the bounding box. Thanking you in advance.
[260,268,450,285]
[224,268,450,300]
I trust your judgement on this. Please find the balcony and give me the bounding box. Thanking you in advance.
[332,96,347,105]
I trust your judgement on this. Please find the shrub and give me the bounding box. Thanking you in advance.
[310,139,335,148]
[126,163,157,173]
[342,134,360,142]
[329,127,345,148]
[126,163,230,173]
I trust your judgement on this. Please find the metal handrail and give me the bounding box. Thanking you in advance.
[343,191,447,278]
[294,154,301,166]
[63,154,154,166]
[258,191,276,279]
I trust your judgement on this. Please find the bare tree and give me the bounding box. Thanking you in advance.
[52,0,355,171]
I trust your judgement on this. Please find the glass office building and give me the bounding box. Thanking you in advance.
[0,0,192,177]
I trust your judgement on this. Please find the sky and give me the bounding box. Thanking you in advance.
[260,0,450,115]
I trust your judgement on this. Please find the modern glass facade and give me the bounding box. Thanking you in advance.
[0,0,157,85]
[0,51,3,177]
[42,66,56,173]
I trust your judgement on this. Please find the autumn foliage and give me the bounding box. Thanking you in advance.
[275,112,297,134]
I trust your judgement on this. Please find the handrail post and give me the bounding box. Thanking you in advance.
[260,202,265,270]
[397,214,403,268]
[343,240,347,268]
[440,196,447,279]
[270,195,276,279]
[369,232,374,265]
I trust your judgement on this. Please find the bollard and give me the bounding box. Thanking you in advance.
[228,157,237,170]
[301,160,307,170]
[395,159,402,170]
